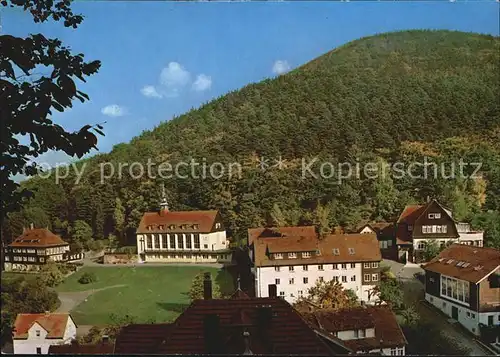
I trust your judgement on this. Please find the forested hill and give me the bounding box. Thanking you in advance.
[5,30,500,248]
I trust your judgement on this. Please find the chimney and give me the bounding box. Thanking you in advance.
[203,272,213,300]
[102,335,109,344]
[268,284,277,298]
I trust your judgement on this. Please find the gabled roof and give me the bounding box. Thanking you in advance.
[423,244,500,283]
[154,296,334,355]
[357,222,395,238]
[114,323,172,354]
[137,210,219,233]
[13,313,72,339]
[9,229,68,248]
[48,342,114,354]
[248,226,317,246]
[253,232,381,267]
[303,306,407,351]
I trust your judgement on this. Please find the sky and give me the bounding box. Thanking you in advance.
[3,0,499,170]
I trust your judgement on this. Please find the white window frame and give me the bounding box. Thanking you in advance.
[364,274,371,282]
[371,262,378,268]
[288,252,297,259]
[303,265,308,271]
[302,252,311,258]
[289,278,294,285]
[274,253,283,259]
[372,273,379,282]
[318,264,324,271]
[275,278,280,285]
[274,266,280,272]
[364,263,371,268]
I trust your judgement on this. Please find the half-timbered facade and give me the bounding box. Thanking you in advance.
[395,199,483,263]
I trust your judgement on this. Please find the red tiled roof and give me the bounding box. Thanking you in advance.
[423,244,500,283]
[137,210,219,233]
[13,313,72,339]
[253,232,381,267]
[156,297,334,355]
[48,342,114,354]
[396,205,425,224]
[114,323,172,354]
[303,306,407,351]
[9,229,68,248]
[248,226,317,246]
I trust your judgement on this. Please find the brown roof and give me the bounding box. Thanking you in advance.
[9,228,68,248]
[248,226,317,246]
[48,342,114,354]
[253,232,381,267]
[137,210,219,233]
[423,244,500,283]
[13,313,72,339]
[114,323,172,354]
[358,222,395,239]
[153,294,334,355]
[304,306,407,351]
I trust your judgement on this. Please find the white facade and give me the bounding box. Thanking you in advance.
[253,263,377,304]
[334,328,405,355]
[13,319,76,354]
[136,231,230,263]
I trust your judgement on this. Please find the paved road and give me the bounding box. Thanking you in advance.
[80,254,223,269]
[382,260,492,356]
[55,284,127,313]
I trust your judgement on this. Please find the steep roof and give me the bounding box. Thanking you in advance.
[114,324,172,354]
[9,228,68,248]
[13,313,72,339]
[423,244,500,283]
[253,232,381,267]
[303,306,407,351]
[154,295,334,355]
[48,342,114,354]
[137,210,219,233]
[248,226,317,246]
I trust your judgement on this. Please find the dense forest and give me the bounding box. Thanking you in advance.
[4,30,500,249]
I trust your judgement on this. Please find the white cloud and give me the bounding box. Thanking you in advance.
[142,62,212,99]
[272,60,291,75]
[101,104,127,117]
[160,62,191,88]
[140,85,163,98]
[192,74,212,92]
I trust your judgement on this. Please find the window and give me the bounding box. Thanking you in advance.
[333,276,339,283]
[298,290,303,296]
[170,234,176,249]
[364,263,371,268]
[353,330,359,338]
[275,278,280,285]
[359,329,366,338]
[351,263,356,268]
[274,253,283,259]
[289,266,294,272]
[441,276,470,304]
[162,235,168,249]
[178,235,185,249]
[348,248,355,255]
[364,274,371,282]
[371,262,378,268]
[289,278,294,284]
[279,291,285,297]
[466,311,471,318]
[302,252,311,258]
[288,252,297,259]
[471,313,476,318]
[275,266,280,272]
[332,264,338,270]
[432,225,437,233]
[215,222,221,229]
[203,244,208,249]
[390,348,397,356]
[146,236,152,249]
[397,348,404,355]
[318,264,324,271]
[333,248,340,255]
[437,225,442,233]
[319,277,324,282]
[303,277,309,284]
[341,264,347,269]
[36,347,42,354]
[303,265,308,271]
[372,273,379,281]
[342,276,347,283]
[417,241,426,250]
[193,234,200,249]
[408,225,413,231]
[36,330,40,337]
[351,275,356,282]
[442,225,448,233]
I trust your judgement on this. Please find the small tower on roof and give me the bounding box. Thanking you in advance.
[159,183,169,214]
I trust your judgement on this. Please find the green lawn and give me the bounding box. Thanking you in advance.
[56,266,231,325]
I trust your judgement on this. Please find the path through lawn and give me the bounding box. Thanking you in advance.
[56,266,225,325]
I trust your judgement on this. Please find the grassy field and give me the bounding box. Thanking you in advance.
[56,266,231,325]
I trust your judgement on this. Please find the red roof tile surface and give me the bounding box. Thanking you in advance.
[114,323,172,354]
[253,231,381,267]
[423,244,500,283]
[248,226,317,246]
[13,313,72,339]
[153,295,334,355]
[303,306,407,351]
[9,229,68,248]
[137,210,219,233]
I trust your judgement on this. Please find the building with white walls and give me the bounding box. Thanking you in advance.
[248,226,382,304]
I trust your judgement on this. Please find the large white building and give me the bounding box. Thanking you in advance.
[248,226,382,304]
[423,244,500,341]
[12,313,76,354]
[136,189,231,264]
